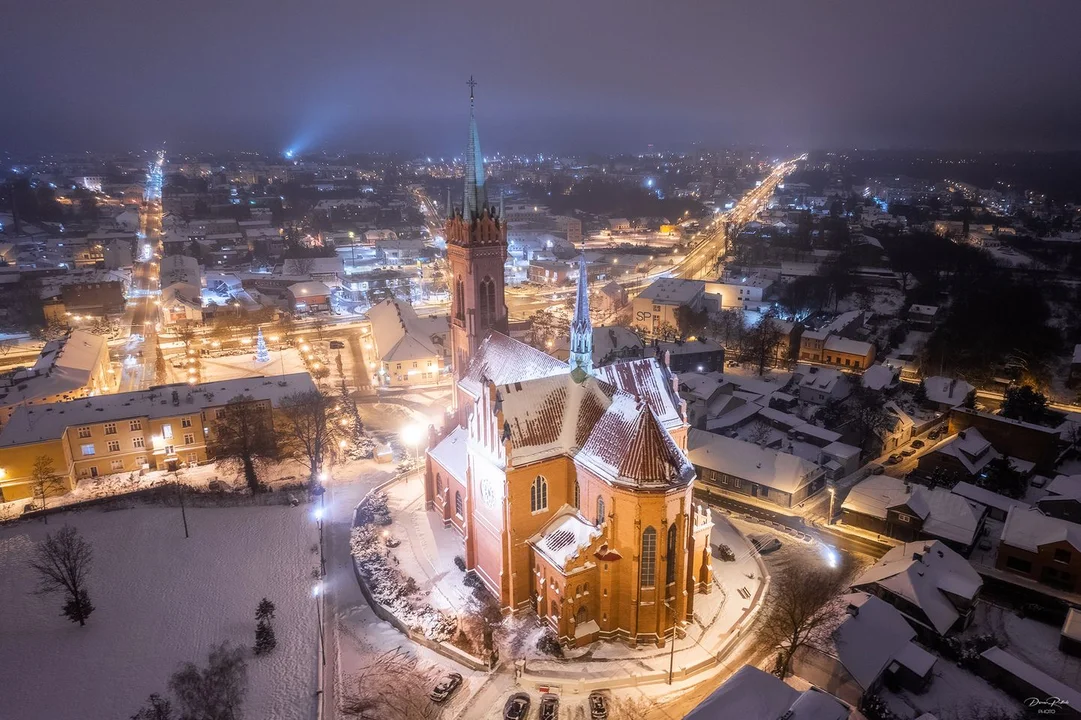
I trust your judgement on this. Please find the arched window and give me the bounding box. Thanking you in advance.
[595,496,606,526]
[576,606,588,625]
[454,491,463,518]
[435,474,443,498]
[573,481,581,509]
[640,526,657,589]
[530,475,548,512]
[477,276,496,331]
[454,278,465,321]
[666,523,678,585]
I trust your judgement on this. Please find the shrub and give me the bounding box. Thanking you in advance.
[536,629,564,658]
[453,555,466,572]
[716,544,735,562]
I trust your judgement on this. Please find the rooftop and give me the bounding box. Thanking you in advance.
[0,330,108,409]
[687,428,823,494]
[1000,506,1081,553]
[638,278,704,305]
[684,665,847,720]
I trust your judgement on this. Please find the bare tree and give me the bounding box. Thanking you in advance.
[278,389,341,485]
[168,642,248,720]
[340,647,441,720]
[154,341,168,385]
[30,455,68,522]
[609,697,654,720]
[130,694,174,720]
[208,395,278,492]
[310,316,328,340]
[740,316,784,376]
[0,337,15,356]
[759,562,847,679]
[28,525,95,626]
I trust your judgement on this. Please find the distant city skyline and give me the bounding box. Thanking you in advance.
[2,0,1080,154]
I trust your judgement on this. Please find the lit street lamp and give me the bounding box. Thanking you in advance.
[827,486,836,526]
[312,582,325,667]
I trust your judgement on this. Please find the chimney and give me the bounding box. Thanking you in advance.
[171,390,180,405]
[846,603,859,618]
[912,552,923,563]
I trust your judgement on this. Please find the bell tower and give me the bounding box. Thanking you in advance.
[448,77,508,380]
[569,253,593,375]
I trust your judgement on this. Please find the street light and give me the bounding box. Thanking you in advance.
[400,423,424,463]
[312,581,325,667]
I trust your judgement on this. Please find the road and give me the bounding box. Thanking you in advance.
[118,193,163,392]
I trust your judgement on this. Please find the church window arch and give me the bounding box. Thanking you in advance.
[666,523,678,585]
[454,491,463,518]
[595,496,606,526]
[530,476,548,512]
[573,481,581,509]
[477,276,496,331]
[435,474,443,498]
[640,526,657,589]
[455,278,465,321]
[576,606,588,625]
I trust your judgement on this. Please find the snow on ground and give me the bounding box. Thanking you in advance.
[967,602,1081,690]
[168,347,311,385]
[882,656,1022,720]
[0,503,318,720]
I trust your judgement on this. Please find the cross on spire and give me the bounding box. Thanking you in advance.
[467,75,477,103]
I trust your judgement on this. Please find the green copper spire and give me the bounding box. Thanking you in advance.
[463,76,488,220]
[569,253,593,375]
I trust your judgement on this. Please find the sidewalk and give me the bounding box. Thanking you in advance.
[518,514,770,693]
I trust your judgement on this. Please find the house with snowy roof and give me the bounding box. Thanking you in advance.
[0,330,112,425]
[367,297,449,387]
[841,474,987,552]
[861,362,899,392]
[685,665,849,720]
[921,376,974,410]
[424,93,714,649]
[687,428,828,509]
[996,507,1081,594]
[915,427,1001,480]
[852,540,983,638]
[1036,474,1081,523]
[797,365,851,405]
[791,592,936,707]
[950,481,1029,522]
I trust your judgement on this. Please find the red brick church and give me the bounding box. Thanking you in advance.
[425,82,713,648]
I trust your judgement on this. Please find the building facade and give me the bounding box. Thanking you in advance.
[425,91,713,648]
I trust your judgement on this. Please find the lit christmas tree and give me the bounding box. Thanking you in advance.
[255,328,270,363]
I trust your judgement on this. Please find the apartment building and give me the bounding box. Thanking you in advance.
[0,373,316,502]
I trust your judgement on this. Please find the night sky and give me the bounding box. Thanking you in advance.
[3,0,1080,154]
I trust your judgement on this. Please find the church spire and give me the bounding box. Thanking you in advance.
[569,252,593,375]
[463,76,488,220]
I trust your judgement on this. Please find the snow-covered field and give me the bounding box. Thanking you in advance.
[0,503,318,720]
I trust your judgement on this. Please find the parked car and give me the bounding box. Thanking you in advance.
[589,692,609,719]
[886,454,902,465]
[429,672,462,703]
[871,465,886,475]
[329,340,345,349]
[911,439,925,449]
[928,429,942,440]
[978,537,993,551]
[504,692,530,720]
[539,694,559,720]
[901,448,917,457]
[750,534,782,555]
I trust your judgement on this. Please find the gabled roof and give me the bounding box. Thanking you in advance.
[499,373,613,466]
[684,665,847,720]
[1045,474,1081,501]
[862,363,897,391]
[1001,506,1081,553]
[923,376,974,406]
[823,593,935,690]
[687,428,823,495]
[428,425,468,483]
[843,474,931,521]
[461,332,568,398]
[577,393,694,488]
[368,298,448,363]
[853,540,983,635]
[593,357,682,431]
[951,481,1029,514]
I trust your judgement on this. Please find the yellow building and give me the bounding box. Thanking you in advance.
[0,373,316,502]
[367,298,449,387]
[0,330,114,426]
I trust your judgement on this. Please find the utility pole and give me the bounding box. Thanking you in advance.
[176,473,189,538]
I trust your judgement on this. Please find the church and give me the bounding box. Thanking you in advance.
[425,84,713,648]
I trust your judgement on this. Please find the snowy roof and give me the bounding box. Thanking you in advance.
[1000,506,1081,553]
[1073,343,1081,364]
[980,647,1081,710]
[1046,474,1081,501]
[428,425,468,483]
[799,366,846,393]
[861,363,897,391]
[460,332,568,398]
[909,304,939,316]
[684,665,847,720]
[637,278,704,305]
[593,357,683,431]
[499,373,613,466]
[368,298,447,363]
[706,401,761,431]
[528,506,602,570]
[853,540,983,635]
[0,373,318,447]
[576,392,694,488]
[687,428,823,494]
[280,256,344,276]
[0,330,107,408]
[1062,607,1081,642]
[920,490,984,545]
[552,325,643,364]
[159,254,201,287]
[842,475,930,521]
[287,281,331,298]
[824,335,873,357]
[931,428,999,475]
[951,481,1030,514]
[824,592,935,690]
[922,376,974,406]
